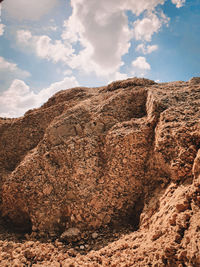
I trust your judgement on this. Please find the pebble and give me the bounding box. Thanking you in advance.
[60,228,80,242]
[80,245,85,250]
[92,232,98,239]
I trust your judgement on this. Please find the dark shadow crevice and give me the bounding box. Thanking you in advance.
[2,212,32,234]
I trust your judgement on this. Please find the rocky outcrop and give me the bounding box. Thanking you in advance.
[0,77,200,266]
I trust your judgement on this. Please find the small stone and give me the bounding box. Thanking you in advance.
[68,248,77,257]
[92,232,98,239]
[25,234,30,240]
[55,240,63,248]
[60,228,81,242]
[80,245,85,250]
[176,202,189,212]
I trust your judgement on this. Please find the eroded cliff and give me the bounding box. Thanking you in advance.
[0,77,200,266]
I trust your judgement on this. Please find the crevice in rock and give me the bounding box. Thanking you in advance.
[106,196,145,233]
[99,88,148,125]
[1,206,33,234]
[1,213,32,234]
[127,196,145,230]
[142,90,168,176]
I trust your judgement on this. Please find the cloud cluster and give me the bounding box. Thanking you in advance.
[131,56,151,78]
[61,0,167,76]
[36,35,73,64]
[17,30,74,64]
[0,76,79,118]
[132,10,168,77]
[133,11,169,42]
[15,0,182,78]
[136,44,158,54]
[2,0,59,21]
[62,0,181,77]
[171,0,186,8]
[132,57,151,70]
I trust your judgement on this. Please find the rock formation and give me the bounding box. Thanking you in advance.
[0,77,200,266]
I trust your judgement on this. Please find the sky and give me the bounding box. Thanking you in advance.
[0,0,199,118]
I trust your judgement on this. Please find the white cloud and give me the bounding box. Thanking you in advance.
[171,0,186,8]
[17,30,33,45]
[108,71,129,84]
[62,0,132,76]
[121,0,166,16]
[0,80,36,117]
[146,44,158,53]
[0,4,5,36]
[133,12,169,42]
[132,56,151,70]
[36,36,73,63]
[17,30,74,64]
[108,71,128,84]
[61,0,167,77]
[0,23,5,36]
[2,0,59,21]
[113,72,128,81]
[0,76,79,118]
[136,44,158,54]
[17,19,129,78]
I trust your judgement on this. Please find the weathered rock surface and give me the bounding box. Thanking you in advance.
[0,77,200,266]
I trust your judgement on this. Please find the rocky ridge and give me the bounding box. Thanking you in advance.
[0,77,200,266]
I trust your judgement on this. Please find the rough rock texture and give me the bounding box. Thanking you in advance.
[0,77,200,266]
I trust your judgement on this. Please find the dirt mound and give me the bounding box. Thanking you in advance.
[0,77,200,266]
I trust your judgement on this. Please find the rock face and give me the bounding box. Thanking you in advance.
[0,77,200,266]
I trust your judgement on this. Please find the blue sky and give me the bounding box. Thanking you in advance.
[0,0,199,117]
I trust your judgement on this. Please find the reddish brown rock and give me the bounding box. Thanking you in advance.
[0,77,200,266]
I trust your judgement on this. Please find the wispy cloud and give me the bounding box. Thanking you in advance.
[136,44,158,54]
